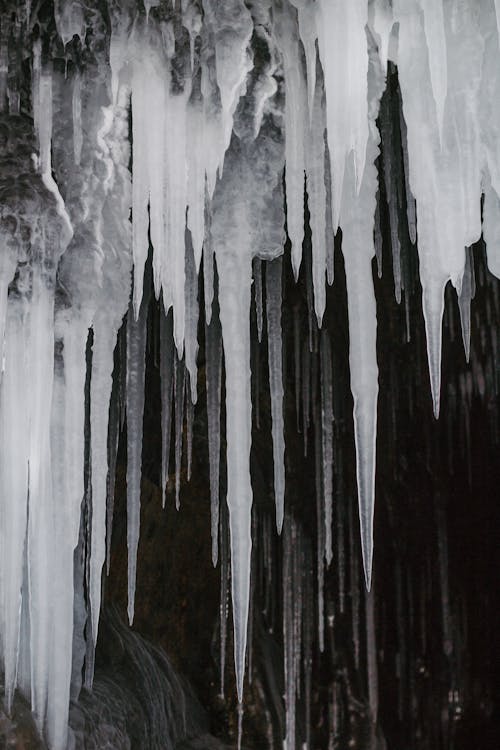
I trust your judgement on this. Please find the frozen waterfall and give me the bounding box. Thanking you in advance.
[0,1,499,748]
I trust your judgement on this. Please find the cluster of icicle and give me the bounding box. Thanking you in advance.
[0,0,499,748]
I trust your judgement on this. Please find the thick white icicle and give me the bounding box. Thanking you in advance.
[369,0,393,74]
[47,317,87,750]
[130,60,151,315]
[338,45,384,590]
[483,183,500,280]
[317,0,369,230]
[216,247,253,701]
[253,257,264,343]
[0,301,29,712]
[89,322,116,643]
[294,2,317,122]
[458,248,473,362]
[419,0,447,143]
[275,2,306,277]
[307,68,328,324]
[27,273,57,730]
[265,257,285,533]
[184,232,199,404]
[394,0,483,415]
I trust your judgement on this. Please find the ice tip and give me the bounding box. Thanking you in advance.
[211,542,218,568]
[362,546,373,592]
[127,601,135,627]
[276,508,284,535]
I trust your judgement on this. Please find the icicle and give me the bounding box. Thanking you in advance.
[0,301,29,711]
[320,330,333,566]
[253,257,264,343]
[306,66,327,324]
[186,101,206,272]
[394,0,483,415]
[275,1,306,278]
[130,45,160,316]
[483,183,500,280]
[369,0,394,74]
[216,247,253,701]
[458,247,473,362]
[206,302,223,566]
[160,307,174,508]
[317,0,369,229]
[27,270,58,731]
[294,2,317,124]
[185,374,194,482]
[203,225,215,324]
[47,318,88,750]
[126,271,150,625]
[174,354,186,511]
[339,42,386,589]
[419,0,447,144]
[265,257,285,533]
[89,322,117,645]
[184,231,199,403]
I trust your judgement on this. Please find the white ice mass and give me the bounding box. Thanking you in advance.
[0,0,499,747]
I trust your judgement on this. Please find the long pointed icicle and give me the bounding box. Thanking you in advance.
[339,49,385,589]
[89,322,116,643]
[265,257,285,533]
[126,272,150,625]
[217,249,253,702]
[458,247,473,363]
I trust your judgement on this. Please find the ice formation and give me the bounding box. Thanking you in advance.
[0,0,499,748]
